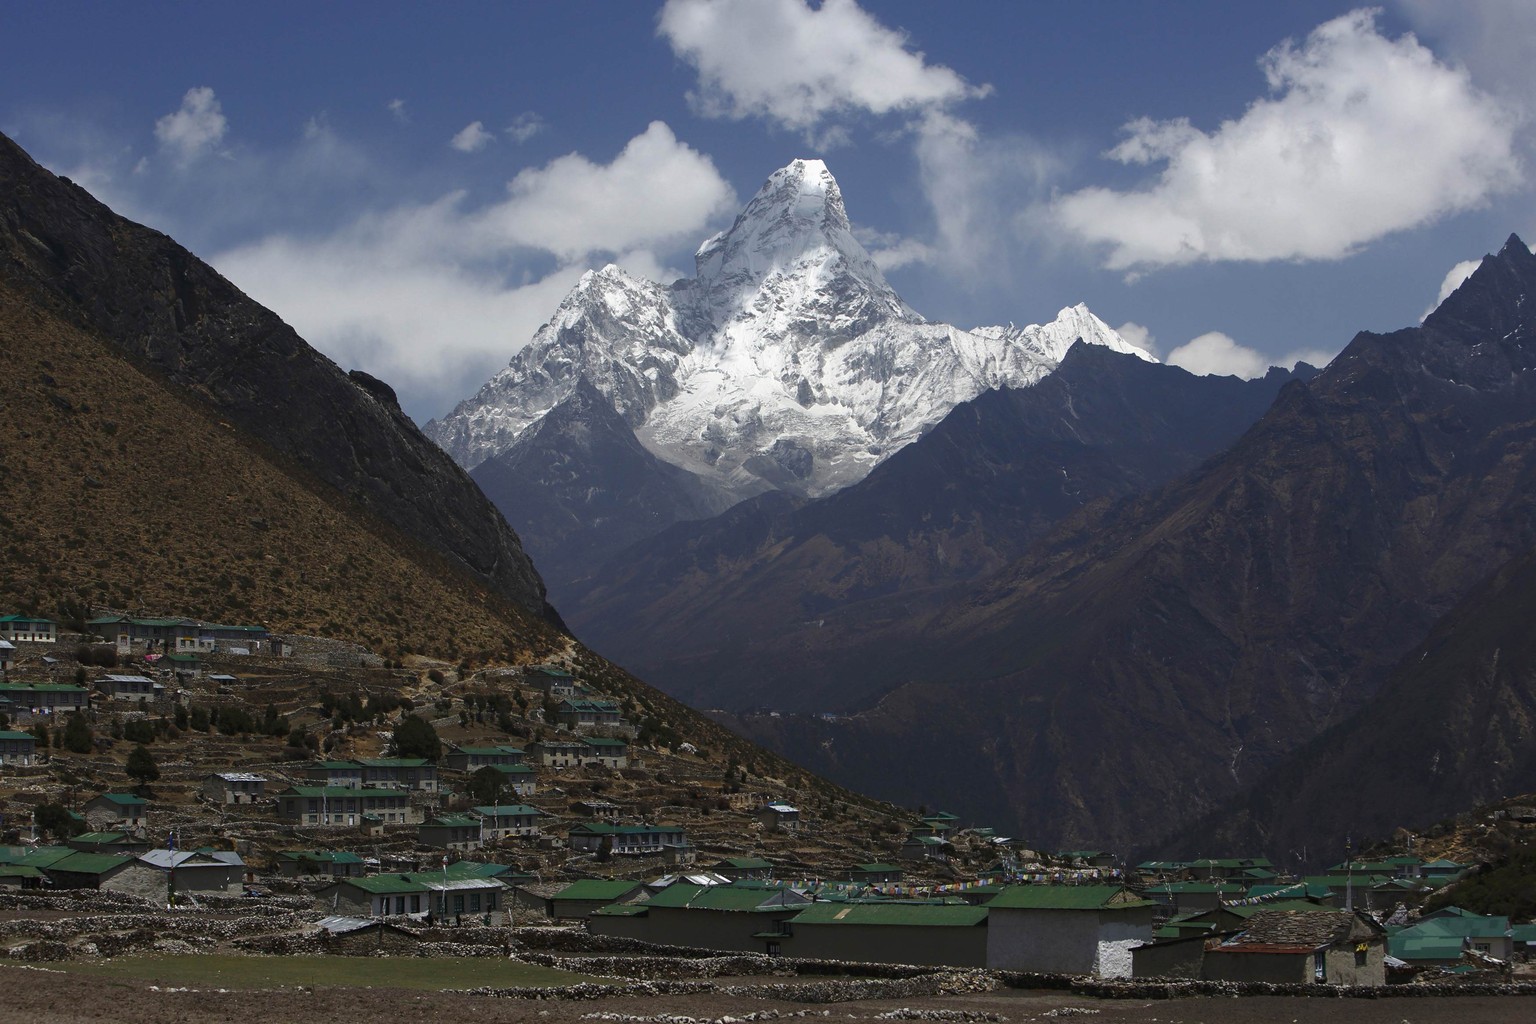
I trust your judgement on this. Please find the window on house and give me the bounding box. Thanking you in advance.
[470,893,482,913]
[395,896,405,914]
[410,895,421,913]
[1354,949,1367,967]
[453,895,465,915]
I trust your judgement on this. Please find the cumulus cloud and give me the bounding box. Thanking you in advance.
[213,121,735,419]
[1167,331,1333,379]
[450,121,494,153]
[658,0,987,142]
[154,86,228,165]
[1053,9,1521,271]
[386,98,408,123]
[506,112,545,143]
[474,120,736,261]
[1422,257,1481,319]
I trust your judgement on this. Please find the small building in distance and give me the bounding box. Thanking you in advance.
[0,615,57,643]
[83,793,149,832]
[201,772,268,805]
[1203,909,1387,986]
[97,674,164,702]
[985,884,1156,978]
[0,729,37,766]
[524,665,577,698]
[756,802,800,830]
[274,786,418,826]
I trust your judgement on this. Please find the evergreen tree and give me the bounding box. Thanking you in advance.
[392,714,440,760]
[125,744,160,789]
[466,765,506,806]
[62,712,93,754]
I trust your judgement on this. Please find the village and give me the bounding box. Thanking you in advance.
[1,610,1534,998]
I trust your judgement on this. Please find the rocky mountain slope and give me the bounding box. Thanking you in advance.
[428,159,1149,508]
[469,379,733,599]
[566,344,1314,711]
[706,236,1536,854]
[0,130,916,840]
[0,132,552,621]
[1172,537,1536,861]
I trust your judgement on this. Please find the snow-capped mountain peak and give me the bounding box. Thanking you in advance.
[690,159,917,332]
[427,159,1150,499]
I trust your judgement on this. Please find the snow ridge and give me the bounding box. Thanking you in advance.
[427,159,1153,498]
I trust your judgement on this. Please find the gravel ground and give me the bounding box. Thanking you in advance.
[5,965,1534,1024]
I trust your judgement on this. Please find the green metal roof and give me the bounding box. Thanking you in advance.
[986,885,1155,911]
[643,884,803,912]
[46,852,133,875]
[789,902,988,927]
[853,862,903,873]
[313,761,363,770]
[93,793,147,806]
[720,857,773,869]
[279,850,363,864]
[71,831,129,844]
[423,815,480,828]
[0,730,36,741]
[594,903,648,917]
[0,683,89,693]
[279,786,405,798]
[0,614,55,623]
[551,879,646,902]
[0,847,76,868]
[491,764,535,775]
[583,737,628,748]
[334,872,504,894]
[471,805,541,817]
[359,758,431,767]
[1389,934,1467,960]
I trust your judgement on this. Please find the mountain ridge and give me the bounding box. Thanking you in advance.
[427,158,1152,507]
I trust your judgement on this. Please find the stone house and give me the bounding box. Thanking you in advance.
[40,851,134,889]
[316,873,504,920]
[554,698,624,730]
[567,822,688,857]
[771,901,990,966]
[305,761,366,788]
[276,849,366,878]
[444,744,525,771]
[0,615,57,642]
[0,729,36,766]
[985,884,1157,978]
[316,915,422,953]
[715,857,774,880]
[901,834,952,862]
[83,793,148,831]
[0,640,12,674]
[528,738,588,768]
[201,772,267,805]
[583,736,629,768]
[591,882,810,950]
[546,878,649,920]
[1203,909,1387,985]
[418,814,485,852]
[524,665,577,697]
[0,683,89,714]
[846,863,905,884]
[359,757,439,793]
[756,802,800,830]
[102,849,245,899]
[472,804,543,840]
[274,786,417,826]
[490,763,537,796]
[97,674,165,702]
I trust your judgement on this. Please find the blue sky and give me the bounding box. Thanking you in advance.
[4,1,1534,422]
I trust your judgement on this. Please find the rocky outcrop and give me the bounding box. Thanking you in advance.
[0,131,552,620]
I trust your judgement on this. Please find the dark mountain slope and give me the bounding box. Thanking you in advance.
[1172,539,1536,862]
[0,131,551,620]
[719,236,1536,851]
[568,345,1309,711]
[470,378,732,605]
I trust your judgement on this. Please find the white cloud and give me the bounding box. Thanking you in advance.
[212,121,735,419]
[1053,9,1522,271]
[1167,331,1333,379]
[657,0,987,142]
[913,110,1066,279]
[506,112,545,143]
[476,120,736,261]
[154,86,228,166]
[387,98,408,123]
[1114,321,1159,359]
[450,121,494,153]
[1422,257,1481,319]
